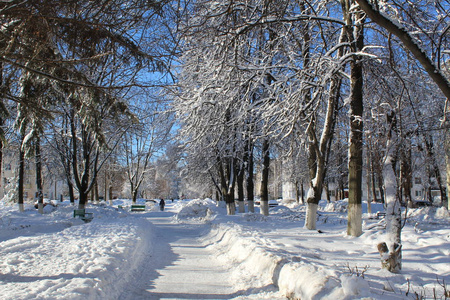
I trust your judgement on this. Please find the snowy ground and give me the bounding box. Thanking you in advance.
[0,198,448,300]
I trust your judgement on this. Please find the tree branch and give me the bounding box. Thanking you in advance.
[355,0,450,99]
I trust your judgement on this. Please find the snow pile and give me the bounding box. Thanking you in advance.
[407,206,449,222]
[269,205,294,216]
[339,274,370,297]
[278,264,345,299]
[322,200,348,212]
[0,202,152,300]
[174,198,219,222]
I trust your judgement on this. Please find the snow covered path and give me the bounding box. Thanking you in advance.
[120,211,241,300]
[1,199,447,299]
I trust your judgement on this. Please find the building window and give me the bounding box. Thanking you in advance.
[415,190,422,197]
[330,190,335,197]
[414,177,422,185]
[5,164,11,171]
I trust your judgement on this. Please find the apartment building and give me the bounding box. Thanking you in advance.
[0,149,39,202]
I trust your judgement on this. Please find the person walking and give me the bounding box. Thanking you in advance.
[159,199,165,211]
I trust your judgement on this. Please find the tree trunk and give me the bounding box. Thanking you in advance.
[72,119,98,210]
[260,139,270,216]
[400,147,413,208]
[67,179,75,204]
[237,163,245,213]
[76,160,91,210]
[445,126,450,210]
[324,182,331,202]
[18,145,25,212]
[368,138,379,205]
[94,181,99,203]
[0,62,3,177]
[35,137,44,214]
[377,170,385,205]
[132,188,138,204]
[300,181,304,204]
[305,201,318,230]
[345,0,365,237]
[381,111,402,273]
[305,125,322,230]
[246,141,255,213]
[109,186,113,206]
[366,152,372,214]
[224,192,235,215]
[371,168,377,204]
[78,192,88,210]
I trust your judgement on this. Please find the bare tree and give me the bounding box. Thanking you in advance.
[123,97,171,203]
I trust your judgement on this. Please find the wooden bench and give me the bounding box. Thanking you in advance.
[376,212,386,219]
[73,209,94,222]
[130,204,146,212]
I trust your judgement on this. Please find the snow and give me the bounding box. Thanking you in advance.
[1,198,449,300]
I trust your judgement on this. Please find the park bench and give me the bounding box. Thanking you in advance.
[73,209,94,222]
[130,204,146,212]
[376,212,386,219]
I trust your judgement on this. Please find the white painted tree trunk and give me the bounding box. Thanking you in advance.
[226,202,235,215]
[260,201,269,216]
[18,203,24,212]
[248,200,255,213]
[367,198,372,214]
[38,203,44,214]
[238,200,245,213]
[347,203,362,236]
[304,202,318,230]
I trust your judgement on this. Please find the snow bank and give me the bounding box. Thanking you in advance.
[204,222,371,300]
[0,202,152,300]
[407,206,449,222]
[174,198,221,222]
[173,200,369,299]
[322,200,348,213]
[187,200,448,300]
[2,198,448,300]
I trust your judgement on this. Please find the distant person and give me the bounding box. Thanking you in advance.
[159,199,165,211]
